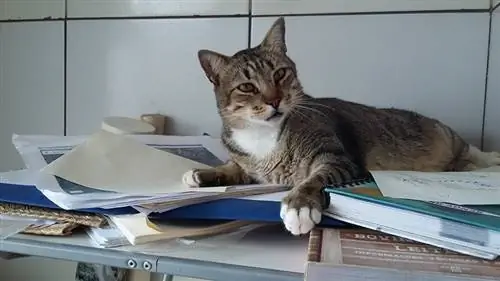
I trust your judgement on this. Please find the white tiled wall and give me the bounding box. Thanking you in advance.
[0,1,500,279]
[252,14,489,145]
[66,18,248,136]
[0,21,65,172]
[484,7,500,151]
[0,0,498,166]
[67,0,249,18]
[252,0,490,15]
[0,0,65,20]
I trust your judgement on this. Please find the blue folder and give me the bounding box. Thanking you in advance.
[0,182,137,215]
[148,196,347,227]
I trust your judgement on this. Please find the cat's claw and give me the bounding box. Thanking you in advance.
[280,203,322,235]
[182,169,202,187]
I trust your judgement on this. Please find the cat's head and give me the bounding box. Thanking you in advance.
[197,17,303,129]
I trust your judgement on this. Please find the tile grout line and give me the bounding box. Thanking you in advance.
[494,2,500,11]
[0,8,492,23]
[247,0,252,48]
[0,18,65,23]
[250,9,490,17]
[0,22,3,115]
[63,0,67,136]
[480,10,493,150]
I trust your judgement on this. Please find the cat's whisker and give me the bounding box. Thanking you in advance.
[299,100,337,112]
[289,107,315,123]
[293,104,330,120]
[297,100,337,114]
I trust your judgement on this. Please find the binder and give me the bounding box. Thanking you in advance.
[148,196,346,227]
[148,177,375,227]
[0,182,137,215]
[147,192,344,227]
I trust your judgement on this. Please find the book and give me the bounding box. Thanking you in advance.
[323,180,500,259]
[107,213,257,245]
[305,228,500,281]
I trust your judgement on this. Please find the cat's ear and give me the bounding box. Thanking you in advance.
[260,17,287,53]
[198,49,229,86]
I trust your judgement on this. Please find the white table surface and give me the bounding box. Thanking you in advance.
[0,224,307,281]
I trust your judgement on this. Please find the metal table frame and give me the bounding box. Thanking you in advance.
[0,235,303,281]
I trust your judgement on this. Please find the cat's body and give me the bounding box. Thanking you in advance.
[183,17,500,236]
[225,94,475,179]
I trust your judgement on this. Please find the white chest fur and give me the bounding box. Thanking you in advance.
[232,125,279,159]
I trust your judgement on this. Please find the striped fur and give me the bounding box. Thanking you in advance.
[187,17,500,235]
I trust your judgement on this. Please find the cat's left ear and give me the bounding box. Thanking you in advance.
[198,49,229,86]
[260,17,287,53]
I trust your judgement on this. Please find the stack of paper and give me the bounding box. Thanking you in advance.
[107,213,258,245]
[0,128,293,249]
[0,214,46,239]
[86,223,131,248]
[11,131,288,211]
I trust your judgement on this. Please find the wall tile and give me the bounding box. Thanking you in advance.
[66,18,248,136]
[0,0,65,20]
[484,11,500,151]
[252,0,489,15]
[252,14,489,146]
[0,22,64,171]
[67,0,248,18]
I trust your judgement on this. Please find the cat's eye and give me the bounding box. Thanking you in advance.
[237,83,256,93]
[273,68,287,82]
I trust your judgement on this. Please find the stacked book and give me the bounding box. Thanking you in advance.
[305,227,500,281]
[321,168,500,260]
[303,166,500,281]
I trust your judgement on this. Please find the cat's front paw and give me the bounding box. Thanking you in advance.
[280,191,323,236]
[182,169,220,187]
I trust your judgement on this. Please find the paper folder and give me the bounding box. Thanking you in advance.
[0,182,136,215]
[148,196,346,228]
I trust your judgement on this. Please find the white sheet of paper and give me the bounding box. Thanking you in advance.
[41,130,228,195]
[370,170,500,205]
[0,169,36,186]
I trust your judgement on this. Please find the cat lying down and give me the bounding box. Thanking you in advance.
[182,17,500,236]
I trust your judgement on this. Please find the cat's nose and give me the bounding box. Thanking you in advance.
[267,98,281,109]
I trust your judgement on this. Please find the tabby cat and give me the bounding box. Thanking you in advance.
[182,17,500,236]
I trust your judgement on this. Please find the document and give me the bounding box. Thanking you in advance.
[12,132,230,209]
[370,169,500,205]
[11,131,290,211]
[40,130,226,195]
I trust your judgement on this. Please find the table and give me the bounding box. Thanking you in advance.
[0,224,307,281]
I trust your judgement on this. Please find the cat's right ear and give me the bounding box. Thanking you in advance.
[198,49,229,86]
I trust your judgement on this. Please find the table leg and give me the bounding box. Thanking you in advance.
[162,274,174,281]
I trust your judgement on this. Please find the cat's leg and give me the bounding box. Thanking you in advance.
[466,145,500,168]
[280,153,359,235]
[448,144,500,171]
[182,160,252,187]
